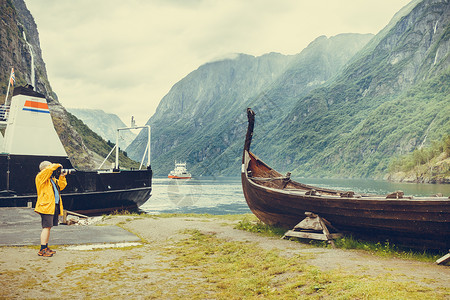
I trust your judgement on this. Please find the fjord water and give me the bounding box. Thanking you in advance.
[140,177,450,215]
[140,177,250,215]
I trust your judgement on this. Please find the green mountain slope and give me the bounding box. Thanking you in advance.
[129,0,450,180]
[256,70,449,178]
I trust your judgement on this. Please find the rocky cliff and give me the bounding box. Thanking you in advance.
[0,0,133,169]
[1,0,51,96]
[1,0,91,168]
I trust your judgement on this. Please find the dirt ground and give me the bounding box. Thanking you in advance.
[0,215,449,299]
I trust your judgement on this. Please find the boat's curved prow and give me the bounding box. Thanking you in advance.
[243,108,255,157]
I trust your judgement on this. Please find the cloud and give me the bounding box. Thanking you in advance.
[26,0,411,124]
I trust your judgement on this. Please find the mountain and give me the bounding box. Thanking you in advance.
[67,108,137,148]
[248,33,374,118]
[127,34,374,176]
[126,52,292,174]
[129,0,448,179]
[254,0,450,178]
[0,0,136,169]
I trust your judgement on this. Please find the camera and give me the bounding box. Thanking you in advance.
[52,167,76,177]
[62,168,76,175]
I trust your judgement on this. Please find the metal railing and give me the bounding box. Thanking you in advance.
[0,105,10,122]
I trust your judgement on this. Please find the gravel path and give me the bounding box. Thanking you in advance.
[0,215,448,298]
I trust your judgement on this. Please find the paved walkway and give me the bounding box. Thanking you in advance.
[0,207,140,246]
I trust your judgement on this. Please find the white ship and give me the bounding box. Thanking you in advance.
[168,162,192,179]
[0,85,152,214]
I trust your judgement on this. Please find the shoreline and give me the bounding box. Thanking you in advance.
[1,214,449,298]
[385,171,450,184]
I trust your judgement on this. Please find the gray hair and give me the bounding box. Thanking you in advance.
[39,161,52,171]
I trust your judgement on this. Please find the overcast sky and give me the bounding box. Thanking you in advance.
[26,0,411,125]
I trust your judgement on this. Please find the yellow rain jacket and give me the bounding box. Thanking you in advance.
[35,163,66,215]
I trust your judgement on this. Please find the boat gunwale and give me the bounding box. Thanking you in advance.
[243,150,449,203]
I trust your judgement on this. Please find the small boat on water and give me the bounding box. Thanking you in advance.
[0,85,152,215]
[241,108,450,249]
[168,162,192,179]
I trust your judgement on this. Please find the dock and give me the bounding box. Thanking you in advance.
[0,207,140,246]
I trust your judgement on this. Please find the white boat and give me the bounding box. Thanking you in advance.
[168,162,192,179]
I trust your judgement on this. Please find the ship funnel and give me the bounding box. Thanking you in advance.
[2,86,67,157]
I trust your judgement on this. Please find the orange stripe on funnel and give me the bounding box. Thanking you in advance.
[24,100,49,109]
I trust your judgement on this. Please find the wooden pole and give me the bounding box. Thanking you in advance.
[4,68,14,105]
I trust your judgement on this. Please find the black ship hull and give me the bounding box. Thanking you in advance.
[0,154,152,215]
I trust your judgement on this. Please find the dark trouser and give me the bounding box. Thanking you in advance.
[40,204,60,228]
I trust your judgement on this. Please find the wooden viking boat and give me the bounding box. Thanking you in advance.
[241,108,450,249]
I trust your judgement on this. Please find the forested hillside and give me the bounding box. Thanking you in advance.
[4,0,448,181]
[388,134,450,183]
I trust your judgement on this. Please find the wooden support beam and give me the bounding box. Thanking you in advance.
[283,212,342,247]
[318,217,335,247]
[436,252,450,265]
[65,210,88,218]
[62,210,89,224]
[283,231,342,241]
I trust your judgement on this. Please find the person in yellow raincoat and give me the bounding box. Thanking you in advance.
[35,161,67,257]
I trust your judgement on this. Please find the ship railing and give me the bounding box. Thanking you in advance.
[0,105,10,128]
[98,124,151,171]
[0,105,10,120]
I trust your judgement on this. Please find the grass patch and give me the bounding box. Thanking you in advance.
[235,217,445,262]
[332,236,443,262]
[235,215,286,237]
[106,213,445,262]
[110,209,143,216]
[160,229,447,299]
